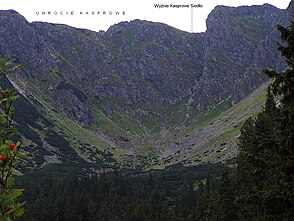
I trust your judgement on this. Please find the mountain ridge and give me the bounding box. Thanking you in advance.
[0,2,292,169]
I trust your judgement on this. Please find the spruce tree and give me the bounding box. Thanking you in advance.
[236,117,259,220]
[262,16,294,220]
[236,14,294,220]
[216,167,237,221]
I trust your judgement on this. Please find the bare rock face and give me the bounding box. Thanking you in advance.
[54,82,92,127]
[0,1,292,165]
[0,10,56,78]
[0,4,291,119]
[190,3,290,109]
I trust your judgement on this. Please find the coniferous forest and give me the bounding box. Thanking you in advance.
[17,164,223,221]
[14,16,294,221]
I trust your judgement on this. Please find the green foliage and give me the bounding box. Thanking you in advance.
[121,29,134,45]
[162,45,180,60]
[17,163,223,221]
[216,167,237,221]
[232,15,270,42]
[129,73,142,82]
[233,16,263,29]
[0,56,25,220]
[101,73,121,84]
[195,175,213,221]
[236,16,294,220]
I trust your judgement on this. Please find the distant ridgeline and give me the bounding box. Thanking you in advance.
[0,1,292,170]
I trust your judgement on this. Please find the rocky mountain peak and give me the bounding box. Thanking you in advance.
[206,3,286,32]
[0,3,292,166]
[288,0,294,10]
[0,9,23,17]
[106,19,146,35]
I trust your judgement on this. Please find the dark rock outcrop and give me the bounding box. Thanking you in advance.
[0,4,290,116]
[0,1,292,165]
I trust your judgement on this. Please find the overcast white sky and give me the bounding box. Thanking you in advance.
[0,0,291,33]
